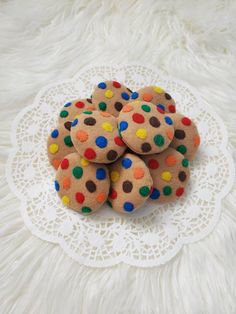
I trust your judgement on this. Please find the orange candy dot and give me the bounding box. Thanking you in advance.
[76,130,88,142]
[123,104,133,112]
[96,192,106,203]
[166,129,174,140]
[194,135,200,147]
[142,93,153,102]
[62,177,71,190]
[165,155,177,166]
[100,111,111,117]
[52,159,61,169]
[133,167,145,179]
[87,105,96,111]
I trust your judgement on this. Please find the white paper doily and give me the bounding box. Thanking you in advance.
[6,64,235,267]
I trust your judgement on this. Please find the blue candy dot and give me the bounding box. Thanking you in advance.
[157,104,165,111]
[119,121,128,132]
[150,188,160,200]
[122,158,132,169]
[64,102,72,107]
[54,180,60,192]
[123,202,134,212]
[71,119,78,127]
[131,92,139,99]
[98,82,107,89]
[164,116,173,125]
[51,129,59,138]
[95,136,108,148]
[121,92,130,100]
[96,168,106,180]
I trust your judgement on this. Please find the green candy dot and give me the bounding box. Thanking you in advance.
[141,104,151,112]
[64,135,73,147]
[98,102,107,111]
[60,110,68,118]
[177,145,187,154]
[107,200,113,208]
[72,166,83,179]
[154,134,165,147]
[139,186,150,197]
[82,206,92,214]
[163,186,172,196]
[83,111,93,114]
[182,158,189,167]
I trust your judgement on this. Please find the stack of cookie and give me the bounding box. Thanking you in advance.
[47,81,200,214]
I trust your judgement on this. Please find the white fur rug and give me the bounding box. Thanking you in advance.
[0,1,236,313]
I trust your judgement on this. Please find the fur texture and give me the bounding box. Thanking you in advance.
[0,0,236,313]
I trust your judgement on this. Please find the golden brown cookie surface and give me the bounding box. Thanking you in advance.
[55,152,110,214]
[118,101,174,155]
[130,86,176,114]
[170,113,200,161]
[92,80,132,117]
[107,153,153,213]
[142,148,190,203]
[70,110,126,163]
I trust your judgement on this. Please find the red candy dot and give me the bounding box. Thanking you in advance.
[176,187,184,197]
[148,159,159,169]
[114,136,125,146]
[132,113,145,124]
[110,189,117,199]
[168,105,176,113]
[156,107,165,114]
[182,117,191,126]
[84,148,97,160]
[75,192,85,203]
[113,81,121,88]
[75,101,85,108]
[61,158,69,169]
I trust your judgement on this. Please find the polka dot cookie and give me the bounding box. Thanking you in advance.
[55,152,110,214]
[130,86,176,114]
[170,113,200,161]
[118,101,174,154]
[58,98,95,124]
[47,123,76,169]
[142,147,190,203]
[92,80,132,117]
[107,153,153,213]
[70,110,126,163]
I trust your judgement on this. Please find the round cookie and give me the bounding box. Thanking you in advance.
[118,101,174,155]
[92,80,132,117]
[55,152,110,214]
[130,86,176,114]
[142,147,190,203]
[47,123,76,169]
[70,110,126,163]
[170,113,200,161]
[107,153,153,214]
[58,98,95,124]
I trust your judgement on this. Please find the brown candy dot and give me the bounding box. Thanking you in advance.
[107,150,118,161]
[149,116,160,128]
[87,98,92,103]
[122,180,133,193]
[115,102,123,112]
[165,93,172,100]
[175,129,186,139]
[64,121,72,131]
[86,180,97,192]
[141,142,152,153]
[84,117,96,126]
[178,171,187,182]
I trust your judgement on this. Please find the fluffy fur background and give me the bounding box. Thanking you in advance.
[0,0,236,313]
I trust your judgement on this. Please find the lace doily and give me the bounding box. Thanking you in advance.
[6,64,235,267]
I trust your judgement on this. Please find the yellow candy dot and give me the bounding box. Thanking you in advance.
[102,122,113,132]
[81,158,89,167]
[62,195,70,205]
[132,100,141,106]
[49,143,59,154]
[105,90,114,99]
[136,128,147,139]
[74,114,80,119]
[153,86,164,93]
[161,171,172,182]
[111,171,120,183]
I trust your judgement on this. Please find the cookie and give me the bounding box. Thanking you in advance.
[70,110,126,163]
[118,101,174,155]
[170,113,200,161]
[142,148,190,203]
[107,153,153,213]
[47,123,76,169]
[55,152,110,214]
[130,86,176,114]
[58,98,95,124]
[92,80,132,117]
